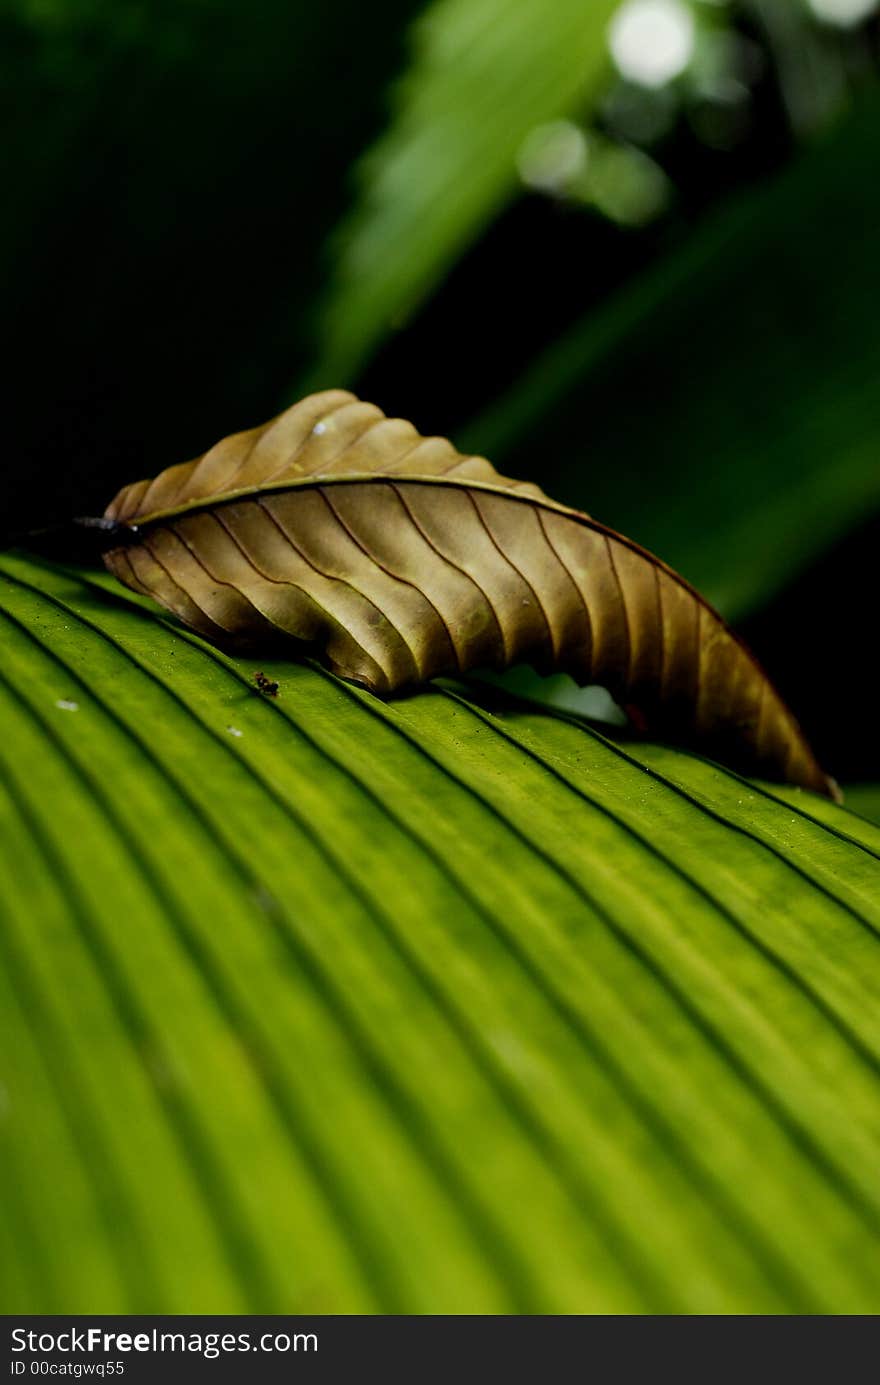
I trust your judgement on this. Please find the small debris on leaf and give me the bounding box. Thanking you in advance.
[253,671,280,698]
[55,699,79,712]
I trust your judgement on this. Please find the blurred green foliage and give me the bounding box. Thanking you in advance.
[298,0,618,390]
[0,0,421,521]
[463,94,880,619]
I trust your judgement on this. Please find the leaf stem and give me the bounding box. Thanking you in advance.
[1,516,135,559]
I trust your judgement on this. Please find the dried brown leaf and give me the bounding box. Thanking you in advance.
[103,390,836,797]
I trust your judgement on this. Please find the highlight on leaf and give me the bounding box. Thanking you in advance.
[101,389,836,799]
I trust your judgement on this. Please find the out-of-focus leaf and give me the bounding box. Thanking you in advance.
[299,0,618,392]
[838,785,880,829]
[2,551,880,1312]
[100,388,834,796]
[0,0,420,532]
[462,95,880,618]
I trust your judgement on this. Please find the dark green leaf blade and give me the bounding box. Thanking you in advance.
[462,96,880,619]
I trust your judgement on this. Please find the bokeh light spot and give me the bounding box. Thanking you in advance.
[517,120,588,193]
[807,0,878,25]
[588,139,671,225]
[608,0,696,89]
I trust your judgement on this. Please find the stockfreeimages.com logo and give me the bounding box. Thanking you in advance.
[11,1327,317,1369]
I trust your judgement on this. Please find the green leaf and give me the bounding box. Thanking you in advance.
[2,550,880,1313]
[462,95,880,618]
[299,0,618,392]
[836,784,880,830]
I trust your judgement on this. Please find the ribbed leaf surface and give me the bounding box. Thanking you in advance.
[1,551,879,1313]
